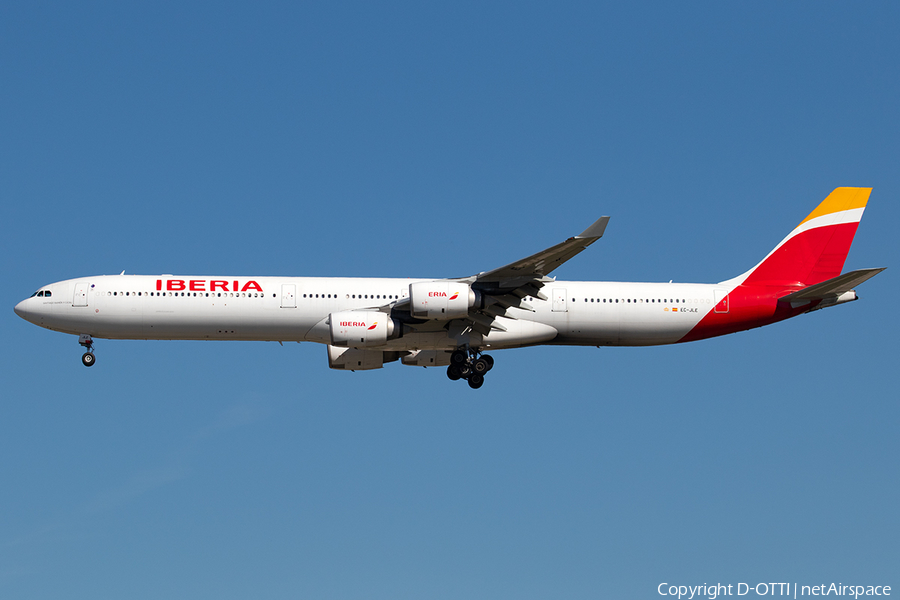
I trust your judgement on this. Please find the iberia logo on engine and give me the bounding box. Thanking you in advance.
[426,291,459,300]
[339,321,378,330]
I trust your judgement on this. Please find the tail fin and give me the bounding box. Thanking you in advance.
[736,187,871,287]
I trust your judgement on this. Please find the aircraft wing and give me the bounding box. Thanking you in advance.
[437,216,610,335]
[474,216,610,286]
[778,267,886,302]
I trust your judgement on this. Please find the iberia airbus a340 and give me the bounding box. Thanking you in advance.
[15,187,884,389]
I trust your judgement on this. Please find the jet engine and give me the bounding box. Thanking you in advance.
[328,346,386,370]
[401,350,452,367]
[329,310,396,348]
[408,281,476,319]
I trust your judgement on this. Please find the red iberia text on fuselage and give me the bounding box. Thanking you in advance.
[155,279,264,293]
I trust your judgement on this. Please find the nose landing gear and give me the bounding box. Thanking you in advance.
[79,334,96,367]
[447,348,493,389]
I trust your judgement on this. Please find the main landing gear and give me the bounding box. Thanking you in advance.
[447,348,494,389]
[79,334,96,367]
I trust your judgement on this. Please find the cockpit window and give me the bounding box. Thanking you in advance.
[44,290,51,297]
[37,291,44,297]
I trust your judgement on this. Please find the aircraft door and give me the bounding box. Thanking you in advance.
[281,284,296,308]
[714,289,729,313]
[73,282,89,307]
[552,288,568,312]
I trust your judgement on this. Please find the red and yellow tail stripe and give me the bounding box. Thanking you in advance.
[680,187,871,343]
[796,187,870,228]
[740,187,870,287]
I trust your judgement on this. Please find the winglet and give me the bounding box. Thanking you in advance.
[576,216,610,239]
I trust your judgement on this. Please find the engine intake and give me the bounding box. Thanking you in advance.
[409,281,475,319]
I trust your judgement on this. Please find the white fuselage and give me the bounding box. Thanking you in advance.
[16,274,725,350]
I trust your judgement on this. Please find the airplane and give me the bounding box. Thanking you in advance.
[14,187,884,389]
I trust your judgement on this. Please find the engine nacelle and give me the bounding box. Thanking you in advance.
[401,350,452,367]
[409,281,475,319]
[329,310,395,348]
[327,345,386,370]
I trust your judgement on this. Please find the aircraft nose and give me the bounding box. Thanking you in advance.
[14,299,36,323]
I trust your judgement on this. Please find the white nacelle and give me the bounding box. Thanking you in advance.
[401,350,452,367]
[409,281,475,319]
[329,310,395,348]
[327,345,386,370]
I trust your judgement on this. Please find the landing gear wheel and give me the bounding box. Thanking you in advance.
[82,352,95,367]
[473,358,490,374]
[447,364,462,381]
[450,350,467,366]
[468,373,484,389]
[481,354,494,371]
[459,364,473,379]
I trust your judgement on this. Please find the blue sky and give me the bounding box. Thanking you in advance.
[2,3,898,599]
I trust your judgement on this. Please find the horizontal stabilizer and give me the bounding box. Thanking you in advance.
[778,268,885,302]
